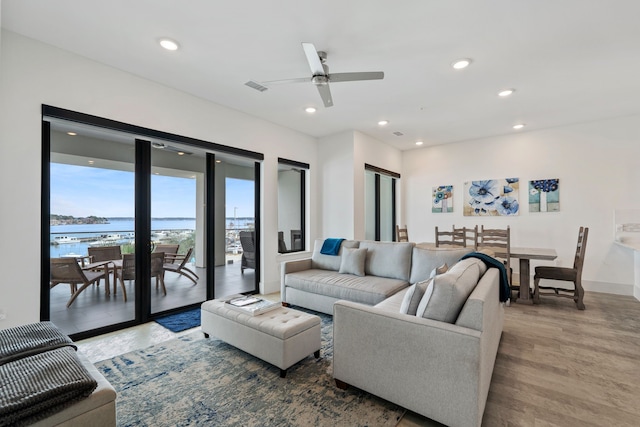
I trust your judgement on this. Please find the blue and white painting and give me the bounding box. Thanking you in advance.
[463,178,520,216]
[529,179,559,212]
[432,185,453,213]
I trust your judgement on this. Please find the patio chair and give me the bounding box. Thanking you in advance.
[119,252,166,297]
[153,244,179,264]
[50,257,109,308]
[163,247,199,285]
[239,231,256,274]
[87,245,122,290]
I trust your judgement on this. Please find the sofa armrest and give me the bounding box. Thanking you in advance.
[280,258,312,302]
[333,301,485,427]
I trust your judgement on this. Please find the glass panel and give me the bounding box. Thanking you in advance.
[364,170,376,240]
[49,121,136,335]
[278,165,303,253]
[150,141,206,314]
[219,159,256,295]
[380,175,393,241]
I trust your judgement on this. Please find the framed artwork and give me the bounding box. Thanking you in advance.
[463,178,520,216]
[529,179,559,212]
[432,185,453,213]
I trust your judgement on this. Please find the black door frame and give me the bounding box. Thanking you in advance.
[365,164,400,242]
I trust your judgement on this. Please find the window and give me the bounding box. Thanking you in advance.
[278,158,308,253]
[364,164,399,241]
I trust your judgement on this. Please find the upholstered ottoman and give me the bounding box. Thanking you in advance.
[201,299,321,377]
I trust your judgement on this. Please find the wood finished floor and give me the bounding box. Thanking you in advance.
[79,291,640,427]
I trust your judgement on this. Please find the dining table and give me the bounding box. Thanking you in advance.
[493,247,558,304]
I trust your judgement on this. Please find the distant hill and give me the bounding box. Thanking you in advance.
[50,215,109,225]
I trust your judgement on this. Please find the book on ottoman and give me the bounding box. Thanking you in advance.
[225,296,280,316]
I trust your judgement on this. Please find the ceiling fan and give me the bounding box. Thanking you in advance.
[245,42,384,108]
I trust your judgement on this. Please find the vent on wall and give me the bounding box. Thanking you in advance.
[393,131,404,136]
[245,80,269,92]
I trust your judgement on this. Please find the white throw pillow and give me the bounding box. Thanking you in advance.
[399,278,433,315]
[338,247,367,276]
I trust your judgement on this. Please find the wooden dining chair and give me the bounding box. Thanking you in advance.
[87,245,122,289]
[477,225,512,294]
[435,225,476,248]
[396,225,409,242]
[50,257,109,307]
[534,227,589,310]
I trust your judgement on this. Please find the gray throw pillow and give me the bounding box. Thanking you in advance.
[338,248,367,276]
[399,278,433,315]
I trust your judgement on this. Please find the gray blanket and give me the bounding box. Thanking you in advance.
[0,322,76,366]
[0,346,97,427]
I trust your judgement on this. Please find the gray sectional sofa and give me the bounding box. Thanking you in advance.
[281,238,505,427]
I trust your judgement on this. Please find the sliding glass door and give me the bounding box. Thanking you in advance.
[42,106,263,339]
[364,164,399,242]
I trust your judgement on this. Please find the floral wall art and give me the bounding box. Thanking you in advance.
[432,185,453,213]
[463,178,520,216]
[529,179,559,212]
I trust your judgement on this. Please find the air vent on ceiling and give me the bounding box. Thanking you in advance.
[393,131,404,136]
[245,80,269,92]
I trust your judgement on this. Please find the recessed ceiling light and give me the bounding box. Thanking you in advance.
[87,160,94,164]
[177,152,185,156]
[451,58,472,69]
[498,89,515,97]
[215,160,222,163]
[415,141,424,146]
[378,120,389,126]
[67,132,77,136]
[513,123,526,130]
[305,107,316,113]
[159,38,179,51]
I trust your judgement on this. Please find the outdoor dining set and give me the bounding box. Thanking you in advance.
[50,244,199,307]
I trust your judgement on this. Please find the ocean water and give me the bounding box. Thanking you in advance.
[50,217,253,258]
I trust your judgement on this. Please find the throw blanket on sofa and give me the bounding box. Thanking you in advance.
[320,238,345,255]
[0,346,98,426]
[461,252,510,302]
[0,321,76,366]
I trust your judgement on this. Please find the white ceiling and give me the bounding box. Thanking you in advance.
[3,0,640,150]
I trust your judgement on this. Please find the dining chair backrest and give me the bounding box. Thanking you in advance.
[120,252,167,280]
[435,225,470,248]
[573,226,589,275]
[478,225,511,284]
[88,245,122,262]
[396,225,409,242]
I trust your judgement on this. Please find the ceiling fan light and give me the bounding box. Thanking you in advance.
[451,58,472,69]
[159,38,179,51]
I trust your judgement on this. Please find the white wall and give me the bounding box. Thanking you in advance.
[402,115,640,295]
[353,131,402,240]
[0,30,318,327]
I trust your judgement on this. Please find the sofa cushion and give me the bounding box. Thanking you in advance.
[417,258,481,323]
[311,239,360,271]
[399,278,433,315]
[409,246,473,284]
[285,269,408,306]
[359,241,414,281]
[339,248,367,276]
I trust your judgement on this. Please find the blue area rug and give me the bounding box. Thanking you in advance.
[155,308,201,332]
[97,310,405,426]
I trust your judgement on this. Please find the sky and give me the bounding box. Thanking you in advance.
[50,163,254,218]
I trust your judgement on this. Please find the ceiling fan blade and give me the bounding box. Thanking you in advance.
[328,71,385,83]
[316,84,333,108]
[302,42,325,76]
[261,77,311,86]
